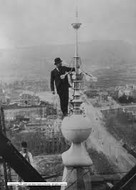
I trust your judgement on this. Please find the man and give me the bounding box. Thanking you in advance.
[20,141,34,167]
[17,141,35,190]
[50,57,75,117]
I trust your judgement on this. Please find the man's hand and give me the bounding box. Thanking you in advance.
[52,91,55,95]
[60,74,66,79]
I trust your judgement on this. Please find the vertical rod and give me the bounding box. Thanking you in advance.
[3,162,9,190]
[75,27,78,58]
[2,107,13,190]
[77,167,85,190]
[0,107,9,190]
[72,0,83,115]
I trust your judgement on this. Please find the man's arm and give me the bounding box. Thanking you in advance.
[50,71,55,93]
[64,66,75,72]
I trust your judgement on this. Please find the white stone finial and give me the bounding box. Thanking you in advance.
[61,114,92,166]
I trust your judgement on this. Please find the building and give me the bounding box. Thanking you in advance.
[0,88,9,104]
[18,91,40,107]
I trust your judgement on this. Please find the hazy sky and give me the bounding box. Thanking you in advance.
[0,0,136,48]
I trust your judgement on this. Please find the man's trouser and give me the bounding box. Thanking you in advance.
[58,87,69,115]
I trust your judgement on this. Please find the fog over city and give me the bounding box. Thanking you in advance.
[0,0,136,48]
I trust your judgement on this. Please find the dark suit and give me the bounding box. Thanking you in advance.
[50,66,75,115]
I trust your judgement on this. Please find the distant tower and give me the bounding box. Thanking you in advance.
[61,1,93,189]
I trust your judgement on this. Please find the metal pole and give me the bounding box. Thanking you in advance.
[72,21,82,115]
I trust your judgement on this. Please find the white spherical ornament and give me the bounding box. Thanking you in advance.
[61,114,92,143]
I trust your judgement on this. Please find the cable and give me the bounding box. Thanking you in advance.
[65,169,90,190]
[92,171,128,175]
[62,168,74,182]
[0,170,130,178]
[82,70,97,82]
[61,169,130,190]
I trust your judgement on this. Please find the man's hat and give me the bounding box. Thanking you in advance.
[21,141,27,148]
[54,57,62,65]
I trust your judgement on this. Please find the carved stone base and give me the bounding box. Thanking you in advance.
[62,143,93,167]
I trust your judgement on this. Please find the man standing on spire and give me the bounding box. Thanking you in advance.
[50,57,75,117]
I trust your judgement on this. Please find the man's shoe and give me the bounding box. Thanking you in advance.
[63,113,68,117]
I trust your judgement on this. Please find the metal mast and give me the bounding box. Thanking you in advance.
[71,0,83,115]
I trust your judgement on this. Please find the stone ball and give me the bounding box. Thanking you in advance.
[61,114,91,143]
